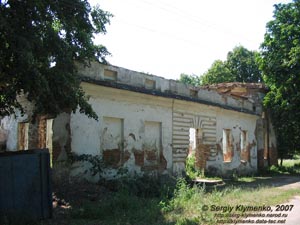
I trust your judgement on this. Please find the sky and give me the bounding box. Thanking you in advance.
[91,0,292,80]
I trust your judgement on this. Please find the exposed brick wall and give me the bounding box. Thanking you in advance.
[134,150,144,166]
[37,118,47,149]
[103,149,121,167]
[195,143,211,170]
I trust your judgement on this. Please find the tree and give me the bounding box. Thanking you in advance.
[227,46,262,83]
[260,0,300,163]
[179,46,262,86]
[179,73,201,86]
[200,60,233,85]
[0,0,112,119]
[201,46,262,85]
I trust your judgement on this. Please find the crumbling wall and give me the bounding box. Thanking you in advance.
[52,113,71,161]
[172,100,217,175]
[0,113,29,151]
[68,81,267,179]
[205,109,258,177]
[70,83,173,180]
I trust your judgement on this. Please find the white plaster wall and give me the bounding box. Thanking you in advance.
[52,113,70,160]
[71,109,101,156]
[77,62,256,114]
[70,83,173,176]
[206,108,259,175]
[0,111,29,151]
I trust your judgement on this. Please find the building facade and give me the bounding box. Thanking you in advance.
[0,62,277,179]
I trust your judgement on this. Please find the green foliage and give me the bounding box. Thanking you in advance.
[70,153,106,176]
[66,177,300,225]
[227,46,262,83]
[268,158,300,175]
[260,0,300,160]
[201,60,234,85]
[179,46,262,86]
[71,190,164,225]
[185,153,203,179]
[0,0,112,119]
[201,46,262,85]
[178,73,201,86]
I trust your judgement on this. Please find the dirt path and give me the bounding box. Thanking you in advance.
[273,176,300,225]
[234,175,300,225]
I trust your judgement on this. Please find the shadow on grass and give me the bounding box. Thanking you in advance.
[42,176,178,225]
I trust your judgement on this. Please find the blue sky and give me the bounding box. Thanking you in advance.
[91,0,292,79]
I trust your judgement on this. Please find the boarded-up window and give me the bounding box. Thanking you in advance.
[223,129,233,162]
[18,122,29,150]
[104,69,117,81]
[102,117,124,150]
[145,78,155,89]
[102,117,124,167]
[144,121,162,164]
[190,89,198,97]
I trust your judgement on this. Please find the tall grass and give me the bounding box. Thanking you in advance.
[68,177,300,225]
[161,179,300,225]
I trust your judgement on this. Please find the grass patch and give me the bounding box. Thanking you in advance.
[235,176,257,182]
[161,179,300,224]
[71,191,165,225]
[67,178,300,225]
[268,157,300,175]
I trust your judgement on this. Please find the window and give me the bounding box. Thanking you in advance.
[102,117,124,151]
[189,128,196,152]
[240,130,249,162]
[145,78,156,89]
[144,121,162,164]
[223,129,233,162]
[102,117,124,167]
[104,69,117,81]
[190,89,198,97]
[240,130,248,151]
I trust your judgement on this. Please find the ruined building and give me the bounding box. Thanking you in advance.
[0,62,277,179]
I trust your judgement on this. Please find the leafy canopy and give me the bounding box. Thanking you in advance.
[0,0,112,119]
[179,46,262,86]
[179,73,201,86]
[227,46,262,83]
[201,60,233,85]
[260,0,300,159]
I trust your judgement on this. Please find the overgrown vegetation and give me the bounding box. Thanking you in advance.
[185,153,201,179]
[65,177,300,225]
[23,156,300,225]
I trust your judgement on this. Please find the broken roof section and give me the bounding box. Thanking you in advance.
[77,61,267,116]
[202,82,268,110]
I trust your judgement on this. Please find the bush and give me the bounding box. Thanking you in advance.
[185,153,203,179]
